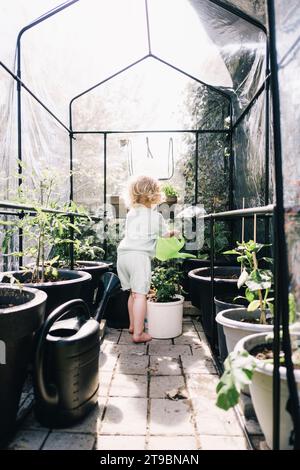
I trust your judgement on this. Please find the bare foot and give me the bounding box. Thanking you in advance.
[132,332,152,343]
[128,327,134,334]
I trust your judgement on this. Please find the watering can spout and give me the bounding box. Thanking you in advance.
[94,272,121,323]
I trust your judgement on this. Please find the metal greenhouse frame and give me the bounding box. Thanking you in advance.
[0,0,298,450]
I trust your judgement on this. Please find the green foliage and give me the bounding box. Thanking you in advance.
[199,222,230,258]
[0,177,96,283]
[51,204,105,264]
[162,184,178,198]
[216,350,257,411]
[150,264,183,303]
[225,240,274,324]
[0,178,77,283]
[181,84,229,212]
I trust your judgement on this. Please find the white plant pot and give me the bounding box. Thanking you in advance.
[216,308,273,354]
[235,332,300,450]
[146,295,184,339]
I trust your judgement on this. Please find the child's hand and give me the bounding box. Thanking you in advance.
[164,230,181,238]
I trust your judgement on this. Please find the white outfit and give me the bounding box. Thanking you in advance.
[117,205,168,294]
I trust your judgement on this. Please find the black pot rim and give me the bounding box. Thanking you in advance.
[188,266,239,283]
[3,269,91,289]
[214,296,245,308]
[0,285,47,314]
[74,260,112,271]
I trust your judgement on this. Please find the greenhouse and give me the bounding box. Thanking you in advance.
[0,0,299,454]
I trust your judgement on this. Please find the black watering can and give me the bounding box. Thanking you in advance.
[33,272,120,427]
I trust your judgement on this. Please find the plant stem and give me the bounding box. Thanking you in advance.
[252,250,266,324]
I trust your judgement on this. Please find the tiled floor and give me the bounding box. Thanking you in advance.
[8,312,251,451]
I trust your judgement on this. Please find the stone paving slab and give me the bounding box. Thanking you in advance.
[21,411,48,431]
[109,374,148,398]
[147,435,199,450]
[119,331,172,345]
[192,319,204,332]
[8,313,249,451]
[58,399,105,434]
[96,435,146,450]
[103,328,122,343]
[100,397,148,435]
[116,354,149,375]
[42,432,95,450]
[199,435,249,450]
[149,375,186,399]
[187,375,244,437]
[98,371,114,397]
[8,429,49,450]
[99,351,119,372]
[182,323,198,334]
[149,356,182,376]
[149,399,195,435]
[181,356,217,375]
[148,344,191,357]
[102,343,147,356]
[173,334,201,346]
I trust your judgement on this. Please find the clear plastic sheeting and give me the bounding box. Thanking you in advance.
[197,133,229,213]
[273,0,300,319]
[220,0,266,24]
[233,92,266,209]
[188,0,266,121]
[72,134,105,213]
[71,59,215,132]
[0,0,271,245]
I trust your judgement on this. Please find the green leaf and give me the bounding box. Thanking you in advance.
[247,300,261,312]
[216,351,256,411]
[237,269,249,289]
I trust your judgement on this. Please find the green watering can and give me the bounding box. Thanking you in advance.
[155,237,196,261]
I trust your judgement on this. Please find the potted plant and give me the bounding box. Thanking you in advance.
[146,264,184,339]
[162,183,179,205]
[0,284,47,444]
[188,265,241,340]
[215,240,274,354]
[1,180,91,317]
[183,221,234,301]
[216,324,300,450]
[51,211,112,312]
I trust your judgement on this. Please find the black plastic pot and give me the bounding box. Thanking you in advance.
[71,261,112,312]
[188,266,241,340]
[2,269,91,318]
[182,257,238,299]
[214,296,248,363]
[0,285,47,444]
[103,288,130,329]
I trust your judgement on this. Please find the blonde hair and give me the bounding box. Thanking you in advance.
[127,175,161,207]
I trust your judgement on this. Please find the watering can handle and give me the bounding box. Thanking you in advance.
[34,299,91,407]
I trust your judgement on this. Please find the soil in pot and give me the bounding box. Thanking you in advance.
[0,286,47,444]
[2,269,91,318]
